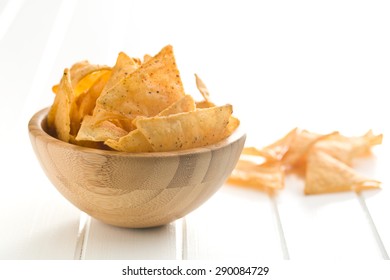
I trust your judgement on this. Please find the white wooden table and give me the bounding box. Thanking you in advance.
[1,0,389,274]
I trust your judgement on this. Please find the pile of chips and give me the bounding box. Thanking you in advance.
[47,45,239,152]
[228,128,383,195]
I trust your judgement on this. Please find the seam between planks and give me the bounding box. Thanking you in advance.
[269,194,290,260]
[175,218,187,260]
[356,192,389,260]
[73,212,91,260]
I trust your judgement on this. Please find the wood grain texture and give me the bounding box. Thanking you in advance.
[28,108,246,228]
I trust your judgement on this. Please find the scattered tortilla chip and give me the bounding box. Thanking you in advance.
[229,128,382,195]
[243,128,299,162]
[314,130,383,165]
[282,129,338,173]
[227,160,284,193]
[305,150,381,195]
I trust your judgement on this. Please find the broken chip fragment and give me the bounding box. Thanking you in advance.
[227,159,284,193]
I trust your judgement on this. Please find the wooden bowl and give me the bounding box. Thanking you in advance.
[28,108,246,228]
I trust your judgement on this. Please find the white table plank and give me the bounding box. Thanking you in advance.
[361,142,390,259]
[0,0,82,259]
[0,142,81,259]
[277,175,383,260]
[185,185,283,260]
[84,219,178,260]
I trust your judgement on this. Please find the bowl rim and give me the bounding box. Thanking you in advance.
[28,107,246,158]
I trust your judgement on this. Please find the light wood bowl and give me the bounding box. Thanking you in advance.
[28,108,246,228]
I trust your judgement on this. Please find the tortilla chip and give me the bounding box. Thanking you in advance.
[194,74,216,108]
[70,71,112,135]
[105,95,196,152]
[47,69,73,142]
[282,129,338,173]
[242,128,298,162]
[98,45,184,117]
[75,115,128,142]
[313,130,383,165]
[101,52,139,93]
[105,129,153,152]
[157,94,196,116]
[225,116,240,138]
[305,150,381,195]
[69,61,111,89]
[73,70,111,98]
[143,54,152,63]
[107,113,238,153]
[68,135,108,149]
[135,104,233,152]
[195,74,211,101]
[77,45,185,141]
[227,160,284,193]
[195,100,215,109]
